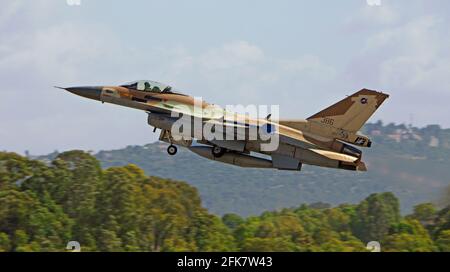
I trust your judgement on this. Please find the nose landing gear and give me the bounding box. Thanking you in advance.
[167,145,177,156]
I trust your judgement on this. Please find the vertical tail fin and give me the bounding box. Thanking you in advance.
[307,89,389,133]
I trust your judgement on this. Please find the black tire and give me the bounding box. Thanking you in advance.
[167,145,177,156]
[211,146,226,158]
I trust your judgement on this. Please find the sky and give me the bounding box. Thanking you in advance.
[1,0,450,154]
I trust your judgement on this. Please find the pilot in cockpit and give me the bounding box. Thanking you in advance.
[121,80,172,93]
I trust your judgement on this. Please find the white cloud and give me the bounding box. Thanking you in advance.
[342,4,450,127]
[344,2,399,33]
[198,41,265,71]
[0,1,24,29]
[134,41,337,107]
[374,16,449,90]
[1,24,120,83]
[277,55,336,80]
[349,15,450,93]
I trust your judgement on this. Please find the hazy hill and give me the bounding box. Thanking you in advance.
[39,122,450,216]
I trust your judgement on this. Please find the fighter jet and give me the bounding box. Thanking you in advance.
[58,80,389,171]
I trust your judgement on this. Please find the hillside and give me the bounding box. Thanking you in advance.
[39,122,450,216]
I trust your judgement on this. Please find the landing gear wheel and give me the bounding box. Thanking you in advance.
[212,146,226,158]
[167,145,177,156]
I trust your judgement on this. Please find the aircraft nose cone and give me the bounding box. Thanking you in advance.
[62,86,103,100]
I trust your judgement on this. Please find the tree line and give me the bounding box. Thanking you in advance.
[0,151,449,252]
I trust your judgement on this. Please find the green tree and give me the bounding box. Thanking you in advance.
[97,230,122,251]
[94,166,142,250]
[409,203,437,224]
[0,233,10,252]
[0,188,72,251]
[435,230,450,252]
[189,211,236,251]
[222,213,244,230]
[241,237,295,252]
[383,219,436,252]
[0,152,32,189]
[56,151,103,250]
[351,193,401,242]
[325,208,352,233]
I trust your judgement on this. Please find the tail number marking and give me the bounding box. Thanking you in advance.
[321,118,334,126]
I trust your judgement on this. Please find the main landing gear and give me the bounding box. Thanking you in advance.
[212,146,226,158]
[167,145,177,156]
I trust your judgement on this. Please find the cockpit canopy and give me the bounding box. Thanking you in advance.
[121,80,172,93]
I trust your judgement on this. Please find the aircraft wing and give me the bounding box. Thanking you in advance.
[200,118,320,152]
